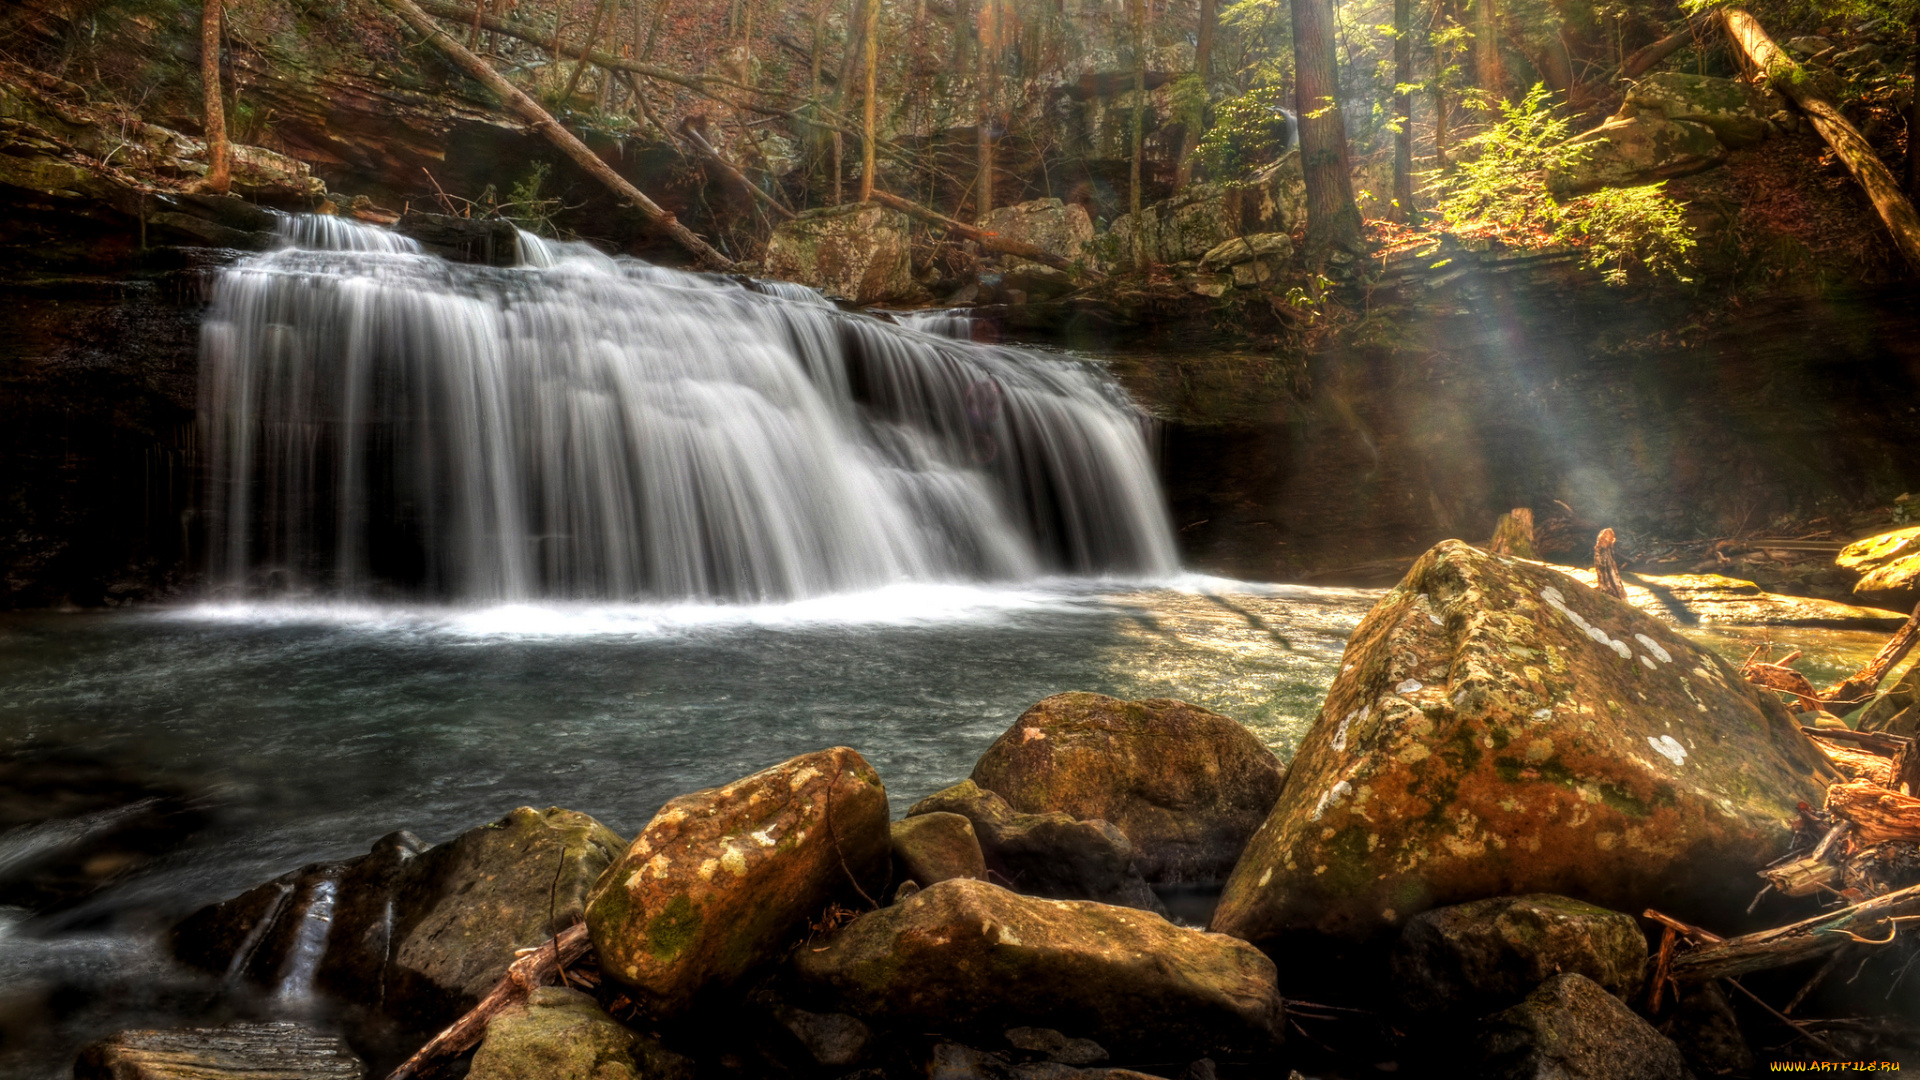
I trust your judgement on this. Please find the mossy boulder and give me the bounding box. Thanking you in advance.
[977,198,1095,267]
[1198,233,1294,272]
[791,877,1284,1059]
[1476,973,1691,1080]
[1549,112,1727,198]
[586,747,890,1016]
[1838,526,1920,609]
[908,780,1163,912]
[1623,72,1783,148]
[468,986,642,1080]
[1099,155,1305,269]
[1390,894,1647,1019]
[1211,540,1835,944]
[890,811,986,887]
[969,693,1284,883]
[763,204,915,304]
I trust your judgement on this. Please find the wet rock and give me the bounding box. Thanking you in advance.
[1659,982,1754,1077]
[1562,567,1906,630]
[74,1021,365,1079]
[977,199,1095,267]
[793,877,1283,1059]
[776,1006,873,1067]
[1003,263,1078,300]
[468,986,641,1080]
[1476,973,1691,1080]
[1006,1026,1108,1065]
[763,204,915,304]
[1211,540,1835,944]
[171,807,624,1027]
[1391,894,1647,1019]
[908,780,1163,912]
[0,749,207,913]
[969,693,1285,883]
[1838,526,1920,609]
[396,212,522,265]
[927,1042,1165,1080]
[1101,156,1305,268]
[587,747,890,1016]
[1549,112,1727,199]
[891,812,987,887]
[1623,73,1784,148]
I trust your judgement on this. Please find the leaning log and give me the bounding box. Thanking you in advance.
[1721,7,1920,273]
[385,922,593,1080]
[1669,881,1920,982]
[371,0,734,270]
[866,190,1092,277]
[1620,16,1709,80]
[1826,778,1920,844]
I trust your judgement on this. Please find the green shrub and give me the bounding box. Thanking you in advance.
[1194,85,1296,181]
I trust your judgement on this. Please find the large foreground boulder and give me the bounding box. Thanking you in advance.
[171,808,625,1027]
[587,747,890,1015]
[763,204,914,304]
[1211,540,1834,944]
[909,780,1163,912]
[1476,973,1692,1080]
[969,694,1284,883]
[75,1023,365,1080]
[1390,894,1646,1020]
[792,877,1283,1059]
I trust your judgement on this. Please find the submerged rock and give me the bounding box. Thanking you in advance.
[587,746,890,1016]
[793,877,1283,1060]
[1390,894,1647,1019]
[908,780,1163,912]
[74,1022,365,1080]
[171,807,624,1027]
[763,204,915,304]
[1476,973,1691,1080]
[970,693,1285,883]
[891,811,987,887]
[468,986,644,1080]
[1211,540,1834,944]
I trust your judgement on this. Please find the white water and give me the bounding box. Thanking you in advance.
[202,218,1176,602]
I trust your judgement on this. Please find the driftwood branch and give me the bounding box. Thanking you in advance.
[866,190,1094,277]
[385,922,592,1080]
[372,0,734,269]
[1667,881,1920,982]
[1721,7,1920,273]
[1818,599,1920,709]
[1592,527,1626,600]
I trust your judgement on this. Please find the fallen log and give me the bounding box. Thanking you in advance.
[1668,880,1920,982]
[866,190,1095,277]
[1826,778,1920,845]
[1721,8,1920,274]
[1811,736,1897,786]
[1801,726,1913,756]
[1620,16,1709,80]
[385,922,592,1080]
[1593,527,1626,600]
[372,0,734,270]
[1818,598,1920,710]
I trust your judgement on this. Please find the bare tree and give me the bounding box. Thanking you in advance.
[1128,0,1147,262]
[1393,0,1413,219]
[860,0,879,200]
[201,0,230,194]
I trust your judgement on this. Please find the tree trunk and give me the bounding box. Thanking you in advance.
[1129,0,1146,264]
[1909,22,1920,202]
[1175,0,1216,188]
[1722,7,1920,274]
[201,0,230,195]
[860,0,879,201]
[373,0,734,269]
[1473,0,1503,102]
[977,0,996,220]
[561,0,616,104]
[1292,0,1362,258]
[1393,0,1413,220]
[1620,19,1699,80]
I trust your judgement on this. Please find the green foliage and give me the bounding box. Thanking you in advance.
[501,163,562,234]
[1194,86,1297,181]
[1427,84,1694,284]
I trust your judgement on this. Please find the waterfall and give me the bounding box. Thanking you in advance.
[200,216,1177,602]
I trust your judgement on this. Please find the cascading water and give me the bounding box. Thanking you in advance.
[200,216,1177,602]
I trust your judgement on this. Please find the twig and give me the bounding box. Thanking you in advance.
[1723,976,1848,1060]
[384,922,592,1080]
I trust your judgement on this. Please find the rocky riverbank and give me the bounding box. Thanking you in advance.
[76,542,1920,1079]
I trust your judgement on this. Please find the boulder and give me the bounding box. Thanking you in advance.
[1838,526,1920,608]
[909,780,1163,912]
[1101,156,1305,268]
[924,1042,1162,1080]
[776,1007,873,1068]
[978,199,1095,267]
[1549,112,1727,199]
[1659,982,1754,1078]
[1390,894,1647,1019]
[1211,540,1835,944]
[74,1022,365,1080]
[969,693,1285,883]
[763,203,915,304]
[1003,263,1078,300]
[587,747,890,1015]
[891,811,987,887]
[1476,973,1692,1080]
[171,808,624,1027]
[1006,1027,1108,1065]
[1624,72,1783,148]
[1198,233,1295,272]
[468,986,641,1080]
[792,877,1284,1059]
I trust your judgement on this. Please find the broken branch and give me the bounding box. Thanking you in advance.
[867,189,1095,277]
[384,922,592,1080]
[1668,881,1920,982]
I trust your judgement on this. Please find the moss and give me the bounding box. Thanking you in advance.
[645,894,703,962]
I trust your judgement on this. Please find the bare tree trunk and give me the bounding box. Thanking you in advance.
[1129,0,1146,264]
[1292,0,1361,258]
[1473,0,1503,102]
[373,0,734,269]
[201,0,230,194]
[950,0,974,216]
[870,190,1093,272]
[1175,0,1215,188]
[1722,7,1920,274]
[562,0,616,104]
[1393,0,1412,220]
[1909,22,1920,202]
[860,0,879,201]
[976,0,996,220]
